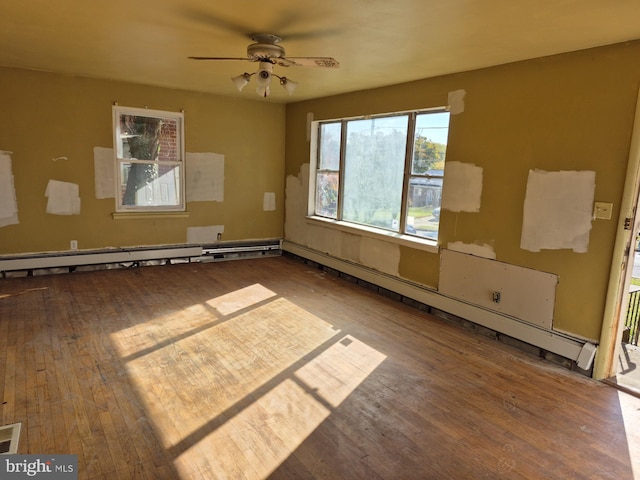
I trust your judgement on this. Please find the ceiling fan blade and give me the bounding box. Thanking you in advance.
[188,56,253,62]
[284,57,340,68]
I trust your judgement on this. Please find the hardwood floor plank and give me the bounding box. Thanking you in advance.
[1,257,640,479]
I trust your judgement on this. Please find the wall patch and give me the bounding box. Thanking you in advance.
[94,147,115,199]
[186,152,224,202]
[521,169,595,253]
[441,161,483,213]
[45,180,81,215]
[0,151,19,227]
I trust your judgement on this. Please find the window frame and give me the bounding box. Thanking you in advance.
[309,107,450,248]
[112,106,186,213]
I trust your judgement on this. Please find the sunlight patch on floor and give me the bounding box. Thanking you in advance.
[174,335,386,479]
[205,283,277,316]
[110,283,387,479]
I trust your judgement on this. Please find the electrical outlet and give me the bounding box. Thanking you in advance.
[70,240,78,250]
[593,202,613,220]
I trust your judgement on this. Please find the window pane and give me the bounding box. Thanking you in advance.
[315,172,339,218]
[405,111,449,239]
[412,112,450,174]
[120,162,181,207]
[319,122,341,170]
[405,176,443,239]
[343,116,408,231]
[117,114,181,162]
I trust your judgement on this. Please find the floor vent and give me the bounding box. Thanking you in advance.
[0,423,21,454]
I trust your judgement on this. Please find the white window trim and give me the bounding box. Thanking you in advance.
[112,105,186,213]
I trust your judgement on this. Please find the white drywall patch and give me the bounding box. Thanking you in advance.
[441,161,483,213]
[447,241,496,260]
[94,147,115,199]
[307,112,314,142]
[439,249,558,329]
[284,163,310,244]
[263,192,276,211]
[360,236,400,276]
[0,151,19,228]
[521,169,595,253]
[448,89,466,115]
[186,152,224,202]
[187,225,224,244]
[45,180,81,215]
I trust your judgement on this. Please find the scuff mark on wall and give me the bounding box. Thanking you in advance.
[447,241,496,260]
[45,180,81,215]
[0,151,19,227]
[448,89,466,115]
[441,161,483,213]
[521,169,595,253]
[186,152,224,202]
[187,225,224,244]
[263,192,276,211]
[94,147,115,199]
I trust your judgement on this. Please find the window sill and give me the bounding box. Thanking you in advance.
[305,216,440,254]
[112,211,190,220]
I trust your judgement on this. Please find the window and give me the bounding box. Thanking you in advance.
[113,106,185,212]
[313,109,450,241]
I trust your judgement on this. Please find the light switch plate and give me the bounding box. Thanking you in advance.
[593,202,613,220]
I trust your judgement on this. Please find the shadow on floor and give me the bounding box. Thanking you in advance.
[608,343,640,396]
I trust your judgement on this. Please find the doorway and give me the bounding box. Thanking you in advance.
[595,88,640,386]
[606,246,640,394]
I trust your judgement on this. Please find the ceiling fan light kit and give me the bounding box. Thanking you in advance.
[190,33,339,98]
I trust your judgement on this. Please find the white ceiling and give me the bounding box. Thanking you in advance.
[2,0,640,103]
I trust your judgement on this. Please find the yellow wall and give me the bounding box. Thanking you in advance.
[284,41,640,341]
[0,67,285,253]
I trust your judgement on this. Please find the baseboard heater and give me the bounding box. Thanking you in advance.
[201,239,282,261]
[282,240,584,362]
[0,240,283,277]
[0,245,204,276]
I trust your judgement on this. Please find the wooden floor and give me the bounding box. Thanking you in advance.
[1,255,640,479]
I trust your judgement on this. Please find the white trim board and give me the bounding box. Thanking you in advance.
[283,241,584,361]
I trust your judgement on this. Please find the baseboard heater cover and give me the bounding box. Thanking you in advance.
[0,245,203,273]
[282,241,584,362]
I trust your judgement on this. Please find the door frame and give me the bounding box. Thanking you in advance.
[595,87,640,380]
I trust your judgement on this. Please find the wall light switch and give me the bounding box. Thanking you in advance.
[593,202,613,220]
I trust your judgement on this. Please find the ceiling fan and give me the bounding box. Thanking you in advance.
[188,34,339,97]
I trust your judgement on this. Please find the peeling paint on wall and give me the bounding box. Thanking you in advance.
[448,89,466,115]
[447,241,496,260]
[441,161,483,213]
[0,151,19,227]
[187,225,224,244]
[521,169,595,253]
[45,180,81,215]
[94,147,115,199]
[263,192,276,211]
[186,152,224,202]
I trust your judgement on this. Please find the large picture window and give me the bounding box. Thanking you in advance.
[113,106,185,212]
[313,109,450,241]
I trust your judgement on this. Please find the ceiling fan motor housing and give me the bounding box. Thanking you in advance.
[247,42,285,61]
